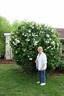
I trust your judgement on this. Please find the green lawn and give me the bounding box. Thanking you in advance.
[0,64,64,96]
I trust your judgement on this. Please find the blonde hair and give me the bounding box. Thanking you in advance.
[38,46,43,51]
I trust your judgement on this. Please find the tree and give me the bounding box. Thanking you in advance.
[10,21,62,73]
[12,20,20,31]
[0,16,12,58]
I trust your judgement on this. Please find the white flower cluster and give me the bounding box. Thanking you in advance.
[24,34,27,37]
[26,38,30,42]
[12,38,20,45]
[51,29,54,33]
[57,43,59,47]
[28,34,31,37]
[46,34,50,38]
[15,51,17,53]
[51,47,55,50]
[28,55,30,57]
[28,56,33,61]
[29,58,32,61]
[47,46,50,49]
[16,59,18,61]
[32,33,38,37]
[15,39,20,43]
[49,38,51,41]
[11,35,14,39]
[47,46,51,49]
[40,31,45,34]
[52,34,56,38]
[22,33,24,36]
[22,32,27,37]
[34,41,39,46]
[32,33,35,37]
[28,29,31,33]
[12,41,16,45]
[35,34,38,37]
[51,41,55,45]
[45,41,49,44]
[23,49,26,52]
[30,23,34,29]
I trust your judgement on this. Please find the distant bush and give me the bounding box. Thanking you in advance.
[10,21,62,73]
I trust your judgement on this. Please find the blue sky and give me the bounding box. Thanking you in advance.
[0,0,64,28]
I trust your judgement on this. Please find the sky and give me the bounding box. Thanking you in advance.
[0,0,64,28]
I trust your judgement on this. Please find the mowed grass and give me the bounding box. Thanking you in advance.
[0,64,64,96]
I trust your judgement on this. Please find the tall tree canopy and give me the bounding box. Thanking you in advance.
[0,16,12,57]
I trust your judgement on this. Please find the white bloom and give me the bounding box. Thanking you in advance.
[34,41,39,46]
[17,40,20,43]
[13,41,16,45]
[28,34,31,37]
[40,31,44,34]
[35,34,38,37]
[51,48,53,50]
[11,36,14,39]
[23,49,26,52]
[49,38,51,41]
[57,43,59,47]
[51,47,55,50]
[26,38,30,42]
[28,30,31,33]
[30,24,34,28]
[46,34,50,38]
[29,58,32,60]
[34,43,37,46]
[11,31,14,34]
[47,46,51,49]
[30,25,32,27]
[16,51,17,53]
[49,46,51,48]
[51,41,55,45]
[25,34,27,37]
[32,23,34,26]
[15,39,20,43]
[32,26,34,29]
[22,33,24,35]
[32,33,35,37]
[33,38,35,41]
[51,29,54,32]
[45,41,49,44]
[53,34,56,38]
[28,55,30,57]
[47,47,50,49]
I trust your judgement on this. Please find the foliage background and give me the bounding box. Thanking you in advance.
[0,16,12,58]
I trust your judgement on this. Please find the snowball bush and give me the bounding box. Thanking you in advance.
[10,22,62,73]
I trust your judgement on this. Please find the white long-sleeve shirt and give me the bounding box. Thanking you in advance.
[36,52,47,70]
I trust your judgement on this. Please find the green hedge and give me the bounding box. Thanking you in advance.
[10,21,62,73]
[58,59,64,71]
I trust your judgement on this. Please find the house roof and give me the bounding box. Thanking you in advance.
[56,28,64,38]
